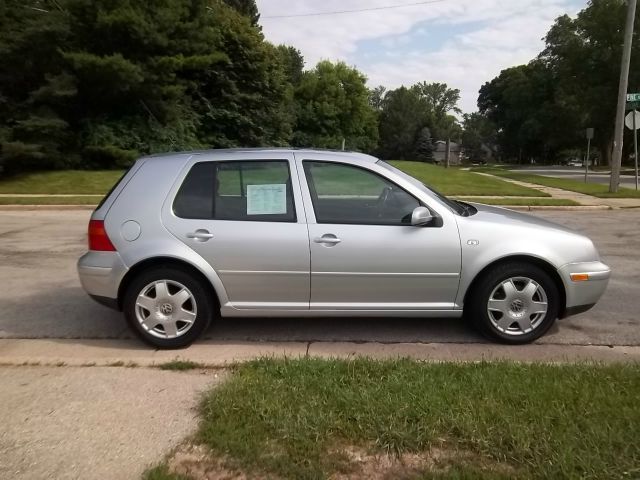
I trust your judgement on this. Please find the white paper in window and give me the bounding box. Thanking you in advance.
[246,184,287,215]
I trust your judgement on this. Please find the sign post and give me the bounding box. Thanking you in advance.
[585,128,594,183]
[624,109,640,190]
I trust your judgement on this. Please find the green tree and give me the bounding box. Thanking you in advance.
[292,61,378,152]
[461,112,497,163]
[539,0,640,165]
[414,127,434,162]
[0,0,292,172]
[478,61,581,163]
[377,86,432,160]
[223,0,260,26]
[412,82,462,141]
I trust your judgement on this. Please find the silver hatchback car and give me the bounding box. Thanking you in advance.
[78,149,610,348]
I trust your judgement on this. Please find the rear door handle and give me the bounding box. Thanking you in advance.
[186,229,214,242]
[314,234,341,245]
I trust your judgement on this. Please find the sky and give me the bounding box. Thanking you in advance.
[256,0,588,114]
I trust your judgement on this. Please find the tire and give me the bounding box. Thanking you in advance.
[123,266,214,349]
[466,262,560,344]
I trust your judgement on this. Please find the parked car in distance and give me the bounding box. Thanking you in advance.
[78,149,610,348]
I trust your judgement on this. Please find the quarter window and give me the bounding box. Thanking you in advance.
[303,161,420,225]
[173,161,296,222]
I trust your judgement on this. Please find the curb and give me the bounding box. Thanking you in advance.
[507,205,612,211]
[1,339,639,366]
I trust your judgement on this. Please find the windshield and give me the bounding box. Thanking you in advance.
[376,160,468,216]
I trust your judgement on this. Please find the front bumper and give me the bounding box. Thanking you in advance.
[77,251,128,309]
[558,261,611,318]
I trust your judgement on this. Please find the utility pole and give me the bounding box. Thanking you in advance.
[610,0,637,193]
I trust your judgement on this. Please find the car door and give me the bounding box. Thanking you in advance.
[298,158,462,311]
[163,153,310,311]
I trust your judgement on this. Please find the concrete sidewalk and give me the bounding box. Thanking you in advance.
[1,339,639,365]
[474,171,640,208]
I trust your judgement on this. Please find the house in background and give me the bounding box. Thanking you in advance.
[433,140,462,165]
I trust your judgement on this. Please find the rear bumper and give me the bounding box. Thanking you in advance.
[558,261,610,318]
[77,251,128,309]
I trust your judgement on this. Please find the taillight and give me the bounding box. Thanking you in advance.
[88,220,116,251]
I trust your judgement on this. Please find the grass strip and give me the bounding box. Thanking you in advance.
[148,358,640,480]
[457,197,580,206]
[0,196,99,205]
[475,167,640,198]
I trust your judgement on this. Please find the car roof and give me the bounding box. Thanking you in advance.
[140,148,379,163]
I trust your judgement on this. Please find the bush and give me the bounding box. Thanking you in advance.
[81,146,138,169]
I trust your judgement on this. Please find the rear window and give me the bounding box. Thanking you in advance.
[173,160,296,222]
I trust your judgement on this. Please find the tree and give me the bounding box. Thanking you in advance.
[369,86,387,111]
[0,0,292,173]
[539,0,640,165]
[377,86,432,160]
[414,127,434,162]
[223,0,260,26]
[292,61,378,152]
[276,45,304,86]
[412,82,462,140]
[478,62,581,163]
[461,113,497,163]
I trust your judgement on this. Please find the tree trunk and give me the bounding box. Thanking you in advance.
[445,138,450,169]
[601,135,614,166]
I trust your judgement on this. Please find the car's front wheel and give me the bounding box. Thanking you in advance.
[467,262,560,344]
[123,266,213,349]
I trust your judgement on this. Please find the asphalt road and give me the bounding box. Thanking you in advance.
[516,166,639,189]
[0,209,638,346]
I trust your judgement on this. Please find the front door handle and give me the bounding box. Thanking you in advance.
[186,229,214,242]
[314,234,341,245]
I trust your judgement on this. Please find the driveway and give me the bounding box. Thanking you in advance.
[0,209,638,346]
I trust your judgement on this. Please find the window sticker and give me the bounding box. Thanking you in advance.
[246,184,287,215]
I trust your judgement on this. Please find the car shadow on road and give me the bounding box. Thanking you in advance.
[0,285,489,346]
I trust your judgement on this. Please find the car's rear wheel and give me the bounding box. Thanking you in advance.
[467,262,559,344]
[123,266,213,349]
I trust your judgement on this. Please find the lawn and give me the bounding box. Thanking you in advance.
[475,167,640,198]
[390,161,547,197]
[0,170,124,194]
[147,358,640,480]
[0,162,547,199]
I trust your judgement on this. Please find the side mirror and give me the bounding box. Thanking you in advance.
[411,206,434,226]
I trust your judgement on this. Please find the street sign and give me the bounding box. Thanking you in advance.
[625,110,640,130]
[626,100,640,110]
[586,128,594,139]
[627,93,640,102]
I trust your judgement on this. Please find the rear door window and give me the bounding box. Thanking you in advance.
[173,160,296,222]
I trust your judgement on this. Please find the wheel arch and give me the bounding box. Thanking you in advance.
[117,257,221,312]
[463,255,567,318]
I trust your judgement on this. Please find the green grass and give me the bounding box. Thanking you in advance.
[390,161,548,197]
[0,170,124,194]
[457,197,580,206]
[157,360,205,371]
[0,162,548,200]
[167,358,640,480]
[475,167,640,198]
[0,196,99,205]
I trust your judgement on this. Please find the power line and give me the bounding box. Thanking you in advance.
[262,0,450,20]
